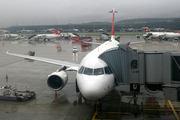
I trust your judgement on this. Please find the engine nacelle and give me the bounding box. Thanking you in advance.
[145,84,162,93]
[47,70,68,91]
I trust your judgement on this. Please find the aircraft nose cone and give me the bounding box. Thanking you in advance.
[80,81,104,101]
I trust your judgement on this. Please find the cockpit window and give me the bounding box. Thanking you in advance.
[78,66,84,74]
[94,68,104,75]
[105,66,112,74]
[83,68,93,75]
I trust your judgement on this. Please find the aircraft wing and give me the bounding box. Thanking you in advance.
[130,41,145,45]
[82,41,102,45]
[6,51,80,71]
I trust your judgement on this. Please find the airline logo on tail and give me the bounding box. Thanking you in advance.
[52,29,61,35]
[144,28,151,33]
[56,30,61,34]
[1,31,5,35]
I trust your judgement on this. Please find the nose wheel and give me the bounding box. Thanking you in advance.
[75,79,79,93]
[95,101,102,112]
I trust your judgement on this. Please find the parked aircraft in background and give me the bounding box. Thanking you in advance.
[0,31,25,40]
[28,29,62,41]
[6,9,144,103]
[143,28,180,40]
[98,32,120,41]
[20,28,34,33]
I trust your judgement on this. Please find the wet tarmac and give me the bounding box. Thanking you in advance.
[0,36,180,120]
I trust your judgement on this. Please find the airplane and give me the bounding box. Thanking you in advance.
[21,27,34,33]
[98,32,120,41]
[143,28,180,40]
[28,29,62,41]
[6,8,144,102]
[1,31,22,40]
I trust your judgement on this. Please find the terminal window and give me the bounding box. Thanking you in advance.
[131,60,138,69]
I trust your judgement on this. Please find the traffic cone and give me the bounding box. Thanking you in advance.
[54,91,58,98]
[151,95,154,102]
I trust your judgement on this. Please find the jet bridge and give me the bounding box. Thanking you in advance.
[98,44,180,100]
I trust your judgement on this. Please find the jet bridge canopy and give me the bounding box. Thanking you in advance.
[99,43,180,85]
[98,44,130,84]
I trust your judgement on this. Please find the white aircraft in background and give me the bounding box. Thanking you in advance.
[1,31,19,39]
[6,9,144,102]
[143,28,180,40]
[28,29,62,41]
[21,27,34,33]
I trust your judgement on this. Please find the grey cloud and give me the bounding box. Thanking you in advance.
[0,0,180,27]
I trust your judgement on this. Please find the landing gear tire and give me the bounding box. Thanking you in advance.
[44,38,46,42]
[95,102,102,112]
[76,79,79,93]
[97,103,102,111]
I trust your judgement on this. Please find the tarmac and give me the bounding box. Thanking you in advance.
[0,36,180,120]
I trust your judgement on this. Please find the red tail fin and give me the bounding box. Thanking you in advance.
[52,29,56,34]
[109,8,117,40]
[179,31,180,33]
[56,30,62,34]
[144,28,151,33]
[2,31,5,35]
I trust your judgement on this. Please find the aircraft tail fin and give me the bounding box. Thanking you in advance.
[51,29,61,34]
[56,29,62,34]
[109,8,117,41]
[52,29,56,34]
[2,31,5,35]
[144,28,151,33]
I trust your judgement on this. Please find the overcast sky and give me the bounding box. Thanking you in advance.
[0,0,180,27]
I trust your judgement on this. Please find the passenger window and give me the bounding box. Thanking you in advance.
[105,66,112,74]
[78,66,84,74]
[83,68,93,75]
[131,60,138,69]
[94,68,104,75]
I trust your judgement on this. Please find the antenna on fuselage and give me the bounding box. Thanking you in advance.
[109,8,117,41]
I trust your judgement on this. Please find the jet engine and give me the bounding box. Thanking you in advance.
[145,84,162,93]
[47,70,68,91]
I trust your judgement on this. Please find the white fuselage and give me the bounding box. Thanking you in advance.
[144,32,180,39]
[163,32,180,39]
[3,34,19,38]
[76,38,119,101]
[36,34,61,39]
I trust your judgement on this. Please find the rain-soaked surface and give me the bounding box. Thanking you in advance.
[0,36,180,120]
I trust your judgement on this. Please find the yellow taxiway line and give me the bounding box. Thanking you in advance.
[168,100,180,120]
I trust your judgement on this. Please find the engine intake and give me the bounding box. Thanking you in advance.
[47,70,68,91]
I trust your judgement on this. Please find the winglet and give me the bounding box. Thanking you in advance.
[109,8,117,41]
[6,50,9,54]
